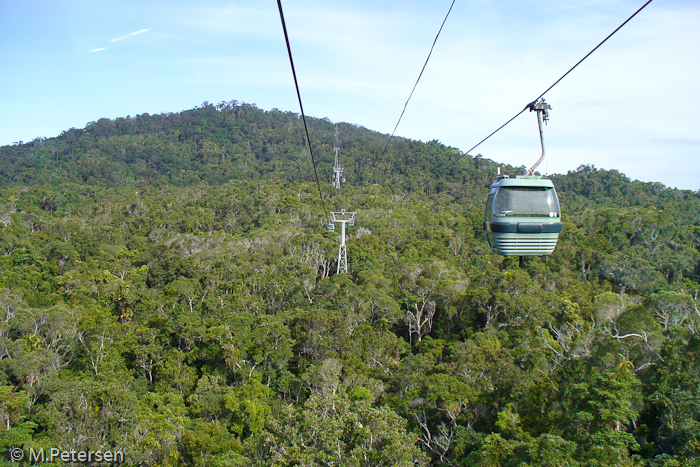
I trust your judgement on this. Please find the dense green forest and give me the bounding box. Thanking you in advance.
[1,101,699,466]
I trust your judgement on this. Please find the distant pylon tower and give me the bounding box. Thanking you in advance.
[327,209,356,274]
[330,126,345,193]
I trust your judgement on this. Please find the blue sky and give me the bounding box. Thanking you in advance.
[1,0,698,190]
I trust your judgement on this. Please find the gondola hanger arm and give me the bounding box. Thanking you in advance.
[527,98,551,176]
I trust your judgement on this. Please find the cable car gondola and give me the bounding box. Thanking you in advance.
[483,99,562,256]
[484,175,561,256]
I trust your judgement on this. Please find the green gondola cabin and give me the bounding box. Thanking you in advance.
[484,175,562,256]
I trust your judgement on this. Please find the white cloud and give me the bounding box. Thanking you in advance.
[109,28,150,42]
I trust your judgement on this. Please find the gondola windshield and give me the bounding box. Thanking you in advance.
[493,186,559,218]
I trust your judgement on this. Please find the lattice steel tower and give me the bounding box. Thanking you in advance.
[327,209,356,274]
[330,126,345,192]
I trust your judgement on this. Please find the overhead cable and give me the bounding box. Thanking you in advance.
[276,0,328,213]
[406,0,654,198]
[374,0,457,177]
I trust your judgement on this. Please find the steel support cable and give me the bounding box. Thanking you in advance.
[404,0,654,200]
[403,108,528,199]
[532,0,653,103]
[373,0,457,180]
[277,0,328,214]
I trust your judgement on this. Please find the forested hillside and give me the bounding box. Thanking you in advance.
[1,101,699,466]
